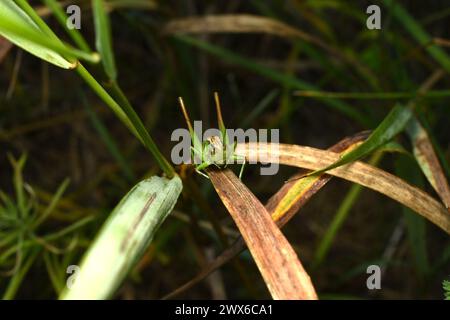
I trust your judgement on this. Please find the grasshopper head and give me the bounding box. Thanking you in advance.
[204,135,228,166]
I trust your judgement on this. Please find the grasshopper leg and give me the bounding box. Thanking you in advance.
[238,156,246,180]
[195,162,211,179]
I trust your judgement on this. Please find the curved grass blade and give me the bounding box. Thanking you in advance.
[308,104,413,176]
[43,0,91,52]
[93,0,117,80]
[164,14,377,86]
[407,117,450,210]
[236,142,450,234]
[0,1,74,68]
[60,175,182,300]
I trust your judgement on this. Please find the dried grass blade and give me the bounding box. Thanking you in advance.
[407,118,450,211]
[206,168,317,300]
[163,14,376,84]
[162,132,369,299]
[236,143,450,234]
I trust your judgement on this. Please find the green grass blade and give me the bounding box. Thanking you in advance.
[2,248,39,300]
[395,155,430,279]
[83,97,136,181]
[93,0,117,80]
[7,154,27,219]
[0,1,75,68]
[14,0,61,39]
[308,104,412,176]
[33,178,70,228]
[43,0,92,52]
[384,0,450,74]
[76,64,136,134]
[175,34,370,126]
[312,151,383,268]
[44,252,65,294]
[0,1,99,65]
[241,89,279,127]
[60,175,182,299]
[109,82,175,177]
[76,64,174,177]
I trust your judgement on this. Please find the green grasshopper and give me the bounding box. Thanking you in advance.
[178,92,246,179]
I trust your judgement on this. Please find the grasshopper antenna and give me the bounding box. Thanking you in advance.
[214,92,226,134]
[178,97,194,135]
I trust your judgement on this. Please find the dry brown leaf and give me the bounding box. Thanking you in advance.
[163,14,375,83]
[206,168,317,300]
[236,143,450,234]
[162,132,369,299]
[405,69,450,211]
[408,119,450,211]
[163,14,312,40]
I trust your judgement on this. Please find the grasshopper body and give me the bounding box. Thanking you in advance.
[178,93,246,179]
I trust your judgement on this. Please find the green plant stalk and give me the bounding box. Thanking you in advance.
[313,151,384,268]
[43,0,92,52]
[42,0,170,176]
[83,98,136,181]
[3,248,39,300]
[44,252,65,294]
[76,64,175,177]
[395,155,430,279]
[111,81,175,177]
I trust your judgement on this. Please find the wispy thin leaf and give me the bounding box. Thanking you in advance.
[93,0,117,80]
